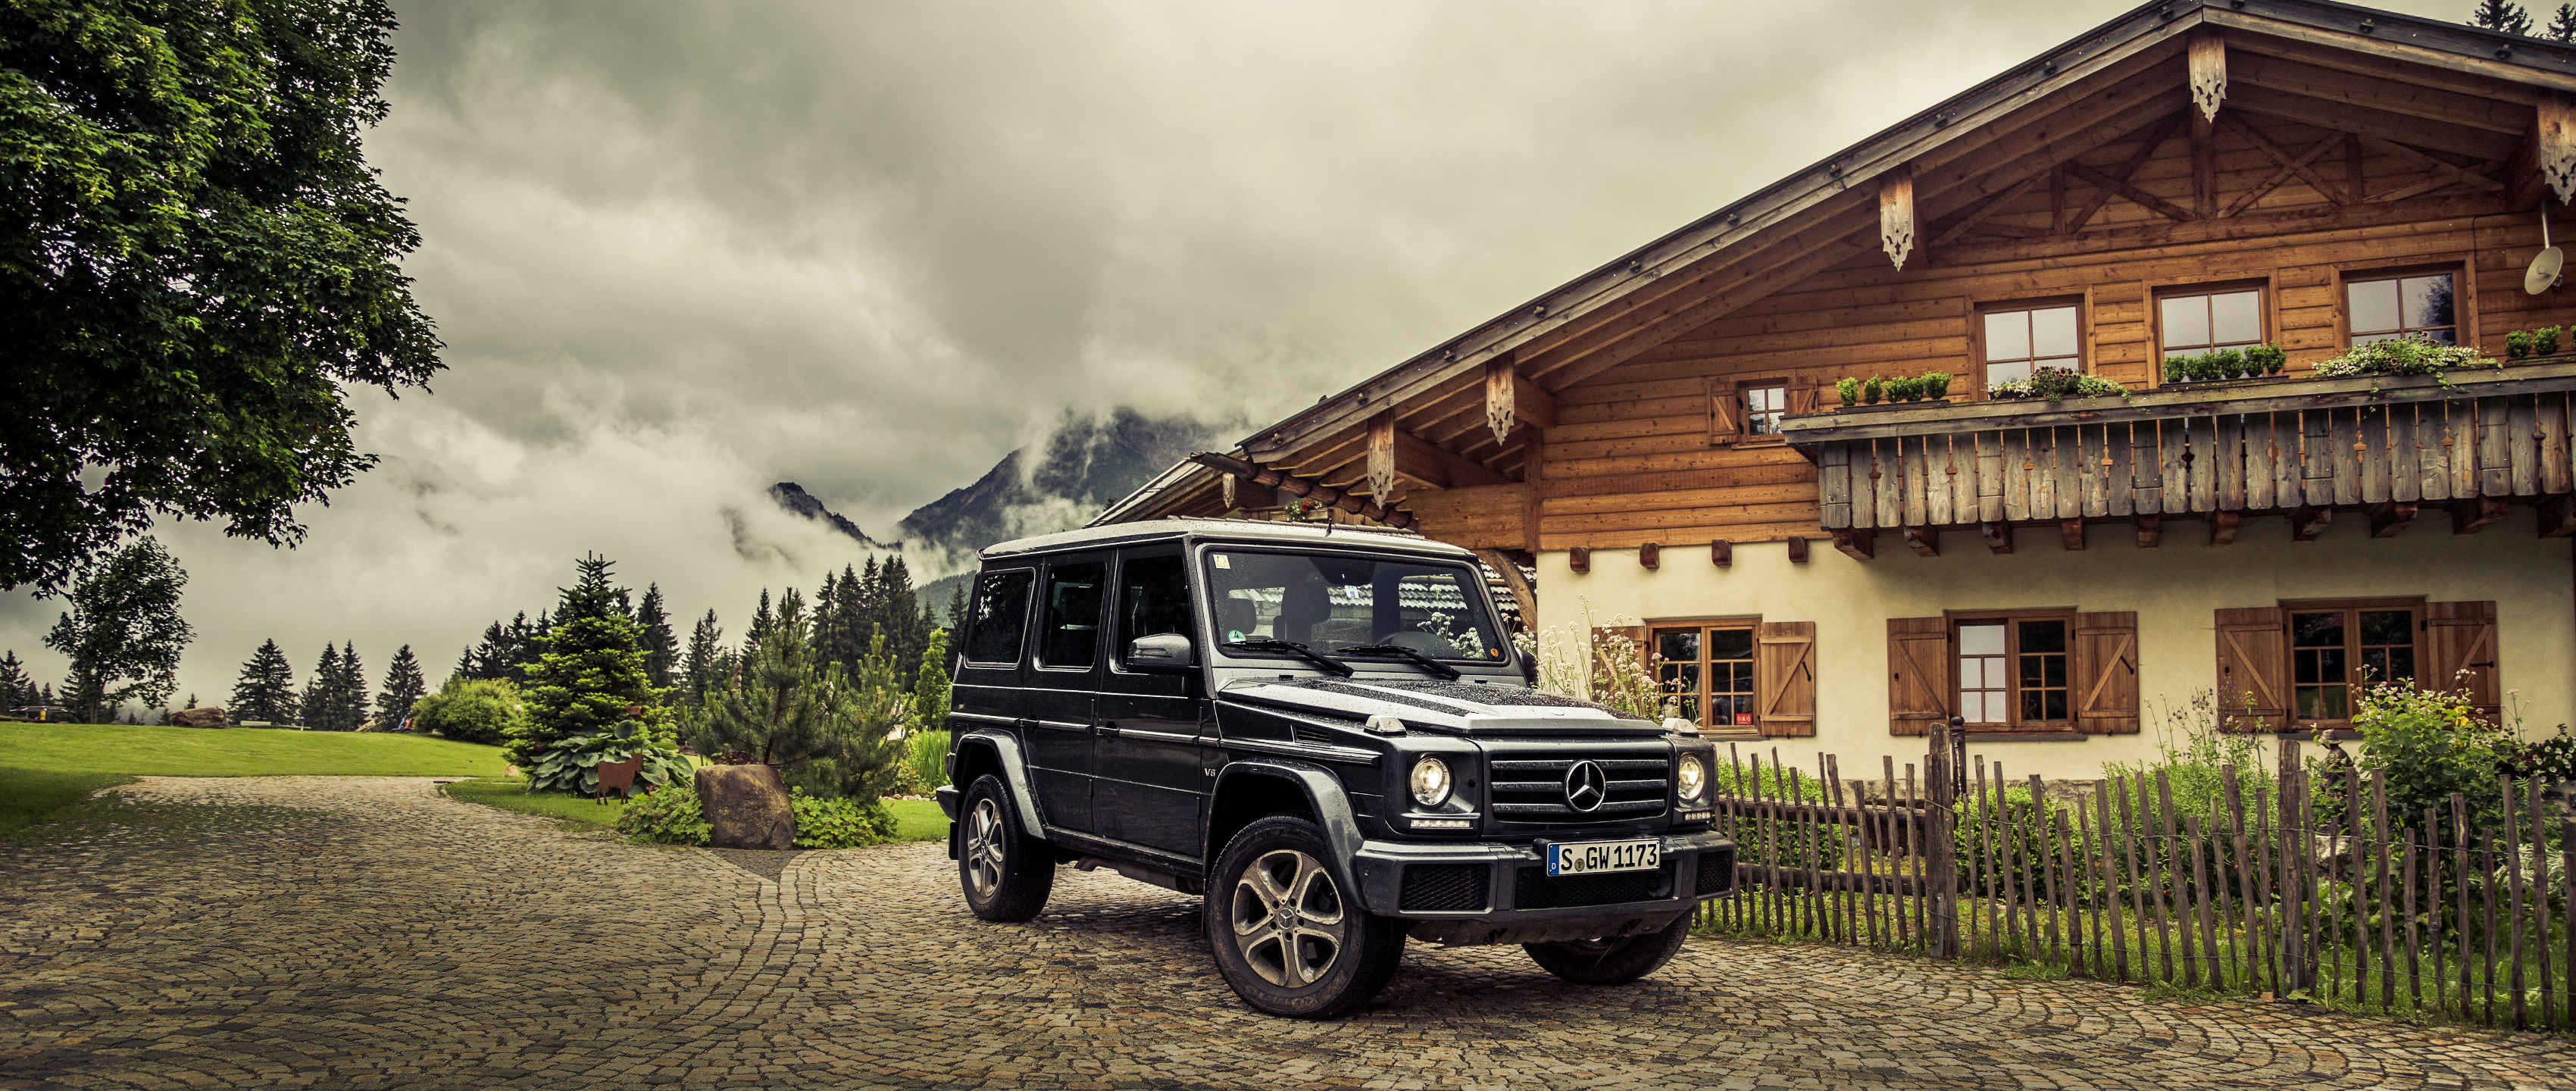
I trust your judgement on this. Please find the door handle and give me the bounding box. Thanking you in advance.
[1097,721,1121,737]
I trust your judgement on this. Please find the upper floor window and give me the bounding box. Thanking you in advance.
[1742,383,1787,436]
[1980,304,2080,389]
[2160,287,2264,358]
[2346,272,2456,346]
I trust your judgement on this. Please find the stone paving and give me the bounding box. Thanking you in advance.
[4,777,2573,1090]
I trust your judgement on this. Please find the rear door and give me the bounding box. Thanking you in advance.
[1024,552,1111,835]
[1093,546,1209,858]
[952,564,1036,799]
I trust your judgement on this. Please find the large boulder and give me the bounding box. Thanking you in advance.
[171,706,228,729]
[696,764,795,850]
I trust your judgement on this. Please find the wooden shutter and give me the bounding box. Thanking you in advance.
[2071,611,2140,734]
[2213,606,2287,732]
[2424,600,2501,720]
[1755,621,1818,737]
[1708,378,1741,446]
[1887,616,1949,736]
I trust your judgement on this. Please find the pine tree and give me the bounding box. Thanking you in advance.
[377,645,427,730]
[682,609,727,704]
[231,639,298,724]
[39,683,56,707]
[2550,2,2575,40]
[339,643,369,730]
[2473,0,2535,35]
[746,589,775,656]
[0,651,30,707]
[911,629,952,735]
[508,554,673,774]
[694,595,904,802]
[301,642,338,728]
[635,584,678,691]
[945,579,968,633]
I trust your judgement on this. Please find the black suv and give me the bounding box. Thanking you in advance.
[933,520,1733,1018]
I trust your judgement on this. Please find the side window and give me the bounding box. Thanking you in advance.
[1742,382,1788,436]
[1038,560,1108,669]
[1979,303,2081,388]
[2159,286,2264,359]
[962,569,1034,664]
[1115,552,1191,667]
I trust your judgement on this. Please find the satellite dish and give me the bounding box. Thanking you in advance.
[2529,210,2564,295]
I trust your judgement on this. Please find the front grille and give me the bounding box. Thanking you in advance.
[1693,852,1736,896]
[1515,863,1674,909]
[1399,863,1490,911]
[1488,754,1668,824]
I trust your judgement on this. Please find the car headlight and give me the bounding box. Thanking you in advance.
[1408,755,1453,807]
[1677,754,1707,802]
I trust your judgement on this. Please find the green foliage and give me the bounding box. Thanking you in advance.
[692,595,905,805]
[2471,0,2535,36]
[523,720,690,796]
[615,781,711,845]
[1990,367,2128,402]
[2163,356,2190,385]
[229,639,297,724]
[2554,2,2576,43]
[2507,329,2533,359]
[1862,376,1884,404]
[0,651,32,708]
[1708,759,1846,871]
[906,730,951,794]
[44,538,192,722]
[789,789,898,849]
[911,630,952,737]
[1893,376,1925,402]
[510,555,674,769]
[408,679,527,746]
[299,641,364,731]
[376,645,427,729]
[0,0,443,593]
[1835,377,1861,406]
[2345,680,2517,844]
[1920,372,1952,399]
[680,609,730,706]
[2501,722,2576,782]
[2211,348,2246,379]
[2243,343,2287,374]
[635,585,678,691]
[2310,337,2498,380]
[2507,325,2562,360]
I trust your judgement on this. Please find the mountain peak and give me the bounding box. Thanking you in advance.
[768,482,896,549]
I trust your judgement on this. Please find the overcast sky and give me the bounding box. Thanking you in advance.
[2,0,2465,710]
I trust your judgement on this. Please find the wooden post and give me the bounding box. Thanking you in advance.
[2253,776,2277,997]
[1726,745,1746,932]
[2404,837,2422,1015]
[1974,756,1994,957]
[2002,763,2024,957]
[1908,762,1927,950]
[2277,740,2304,993]
[2101,780,2130,982]
[2190,815,2221,988]
[2145,771,2174,983]
[2159,771,2193,986]
[1858,764,1883,948]
[1795,769,1823,939]
[2534,781,2559,1031]
[2120,776,2148,983]
[2034,774,2059,961]
[2345,767,2366,1004]
[2299,765,2324,993]
[2483,831,2502,1027]
[2079,795,2107,980]
[2562,819,2574,1033]
[2431,805,2449,1018]
[2225,766,2256,990]
[1927,723,1959,959]
[2454,793,2473,1020]
[2374,774,2395,1011]
[1885,755,1905,946]
[2504,777,2528,1030]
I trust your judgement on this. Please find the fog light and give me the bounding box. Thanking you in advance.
[1409,756,1453,807]
[1677,755,1708,802]
[1411,817,1472,830]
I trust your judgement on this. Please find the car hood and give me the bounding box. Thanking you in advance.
[1217,677,1667,737]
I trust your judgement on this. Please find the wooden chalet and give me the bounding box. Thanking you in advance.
[1097,0,2576,777]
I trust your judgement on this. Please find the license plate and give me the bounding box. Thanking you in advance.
[1545,839,1661,877]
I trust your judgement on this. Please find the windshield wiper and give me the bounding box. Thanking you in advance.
[1333,643,1463,682]
[1218,638,1353,677]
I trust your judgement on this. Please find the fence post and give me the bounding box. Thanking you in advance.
[1925,718,1961,959]
[2276,738,2306,993]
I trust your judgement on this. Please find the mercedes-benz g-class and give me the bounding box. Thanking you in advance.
[934,520,1733,1018]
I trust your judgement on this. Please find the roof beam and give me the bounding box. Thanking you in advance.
[1190,452,1417,530]
[2228,83,2521,160]
[2227,50,2531,135]
[1367,412,1508,499]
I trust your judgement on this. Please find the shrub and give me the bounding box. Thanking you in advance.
[2346,679,2517,845]
[2508,329,2534,360]
[1920,371,1952,399]
[790,789,897,849]
[409,679,527,746]
[1993,367,2129,402]
[1836,377,1861,406]
[2210,348,2246,379]
[2162,356,2190,385]
[525,719,692,795]
[2243,344,2287,374]
[1862,376,1884,404]
[2187,352,2225,383]
[1708,759,1846,872]
[2502,723,2576,783]
[2310,337,2497,380]
[616,781,711,845]
[2537,326,2565,356]
[906,730,949,794]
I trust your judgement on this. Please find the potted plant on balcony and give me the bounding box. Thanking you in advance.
[1836,377,1860,407]
[1862,376,1884,404]
[2246,344,2286,376]
[1921,371,1952,400]
[1892,376,1924,402]
[2162,356,2190,386]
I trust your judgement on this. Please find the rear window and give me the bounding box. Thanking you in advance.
[963,569,1034,664]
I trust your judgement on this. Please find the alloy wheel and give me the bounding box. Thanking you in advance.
[964,797,1005,899]
[1229,849,1346,988]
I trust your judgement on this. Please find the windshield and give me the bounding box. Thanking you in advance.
[1203,549,1508,664]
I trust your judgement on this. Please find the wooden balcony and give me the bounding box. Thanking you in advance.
[1776,359,2576,558]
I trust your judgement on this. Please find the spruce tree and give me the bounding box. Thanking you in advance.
[339,643,369,730]
[911,629,952,735]
[695,595,903,802]
[2551,2,2576,40]
[682,609,726,703]
[377,645,427,730]
[230,639,297,724]
[301,642,337,728]
[2473,0,2535,35]
[636,584,678,691]
[0,650,30,707]
[508,554,673,774]
[746,589,775,656]
[946,579,968,633]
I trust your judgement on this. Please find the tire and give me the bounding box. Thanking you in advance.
[958,774,1054,923]
[1522,915,1692,986]
[1205,816,1405,1018]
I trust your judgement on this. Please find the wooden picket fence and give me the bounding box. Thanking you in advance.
[1691,724,2575,1034]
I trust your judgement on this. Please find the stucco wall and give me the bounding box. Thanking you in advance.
[1534,516,2575,781]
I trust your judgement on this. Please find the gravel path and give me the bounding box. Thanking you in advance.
[2,776,2570,1089]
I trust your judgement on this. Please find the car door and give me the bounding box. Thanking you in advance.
[1024,552,1109,836]
[1093,546,1210,858]
[951,564,1036,804]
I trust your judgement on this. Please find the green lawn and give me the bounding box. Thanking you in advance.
[439,777,949,845]
[1,722,508,838]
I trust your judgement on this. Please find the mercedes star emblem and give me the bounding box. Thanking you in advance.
[1563,760,1607,813]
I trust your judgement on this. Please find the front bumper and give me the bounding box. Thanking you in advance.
[1349,829,1735,946]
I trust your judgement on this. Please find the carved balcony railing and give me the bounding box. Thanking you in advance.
[1775,359,2576,557]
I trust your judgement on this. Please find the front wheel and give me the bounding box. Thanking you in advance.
[958,774,1054,922]
[1205,817,1405,1018]
[1523,916,1691,985]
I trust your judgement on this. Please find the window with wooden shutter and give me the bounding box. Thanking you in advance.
[1887,617,1949,736]
[1707,378,1741,446]
[2071,611,2140,735]
[2213,606,2288,732]
[1755,621,1817,737]
[2424,600,2500,719]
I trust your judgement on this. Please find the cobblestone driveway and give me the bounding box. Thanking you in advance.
[4,777,2572,1090]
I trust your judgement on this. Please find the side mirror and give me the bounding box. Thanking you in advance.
[1127,632,1198,674]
